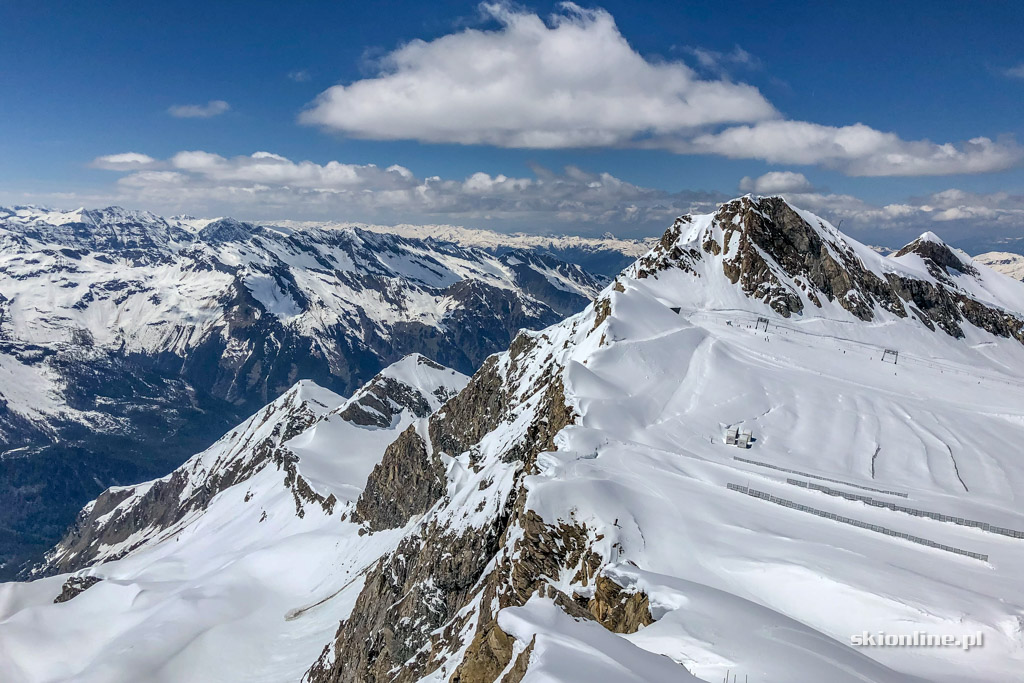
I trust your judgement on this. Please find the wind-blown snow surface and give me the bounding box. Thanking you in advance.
[0,355,468,682]
[526,298,1024,681]
[6,197,1024,682]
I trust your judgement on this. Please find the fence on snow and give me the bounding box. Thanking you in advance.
[733,456,908,497]
[787,478,1024,540]
[726,483,988,562]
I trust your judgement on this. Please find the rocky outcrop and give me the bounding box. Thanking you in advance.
[338,376,433,427]
[351,427,442,531]
[895,234,979,281]
[304,308,670,683]
[712,197,907,320]
[53,575,102,603]
[587,575,654,634]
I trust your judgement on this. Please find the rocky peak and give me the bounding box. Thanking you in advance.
[634,195,906,321]
[197,216,259,243]
[894,231,979,280]
[335,354,468,428]
[626,195,1024,346]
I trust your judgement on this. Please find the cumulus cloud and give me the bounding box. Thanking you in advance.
[168,100,231,118]
[88,149,722,229]
[686,122,1022,176]
[300,3,777,148]
[298,3,1021,177]
[739,171,813,194]
[90,152,159,170]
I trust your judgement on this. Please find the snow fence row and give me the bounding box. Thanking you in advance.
[787,478,1024,540]
[726,483,989,562]
[733,456,908,497]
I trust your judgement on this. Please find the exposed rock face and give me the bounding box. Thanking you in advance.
[351,426,442,531]
[587,575,654,634]
[53,575,102,603]
[705,197,905,320]
[895,234,979,280]
[338,375,434,427]
[305,311,666,683]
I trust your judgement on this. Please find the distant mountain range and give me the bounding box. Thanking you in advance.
[0,205,606,576]
[974,251,1024,281]
[272,219,656,276]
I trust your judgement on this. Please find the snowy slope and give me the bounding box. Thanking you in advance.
[5,197,1024,682]
[0,355,467,682]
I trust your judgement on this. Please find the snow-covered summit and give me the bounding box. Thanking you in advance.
[303,196,1024,683]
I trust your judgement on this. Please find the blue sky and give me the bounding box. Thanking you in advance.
[1,0,1023,250]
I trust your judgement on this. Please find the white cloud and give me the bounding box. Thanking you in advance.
[90,152,159,170]
[739,171,812,194]
[1004,64,1024,79]
[88,150,720,228]
[300,3,777,148]
[685,45,761,75]
[297,4,1021,177]
[117,171,187,187]
[288,69,311,82]
[168,100,231,118]
[687,121,1022,176]
[69,150,1024,247]
[167,150,416,190]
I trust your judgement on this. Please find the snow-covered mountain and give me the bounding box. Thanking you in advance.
[0,205,602,576]
[975,251,1024,282]
[5,196,1024,682]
